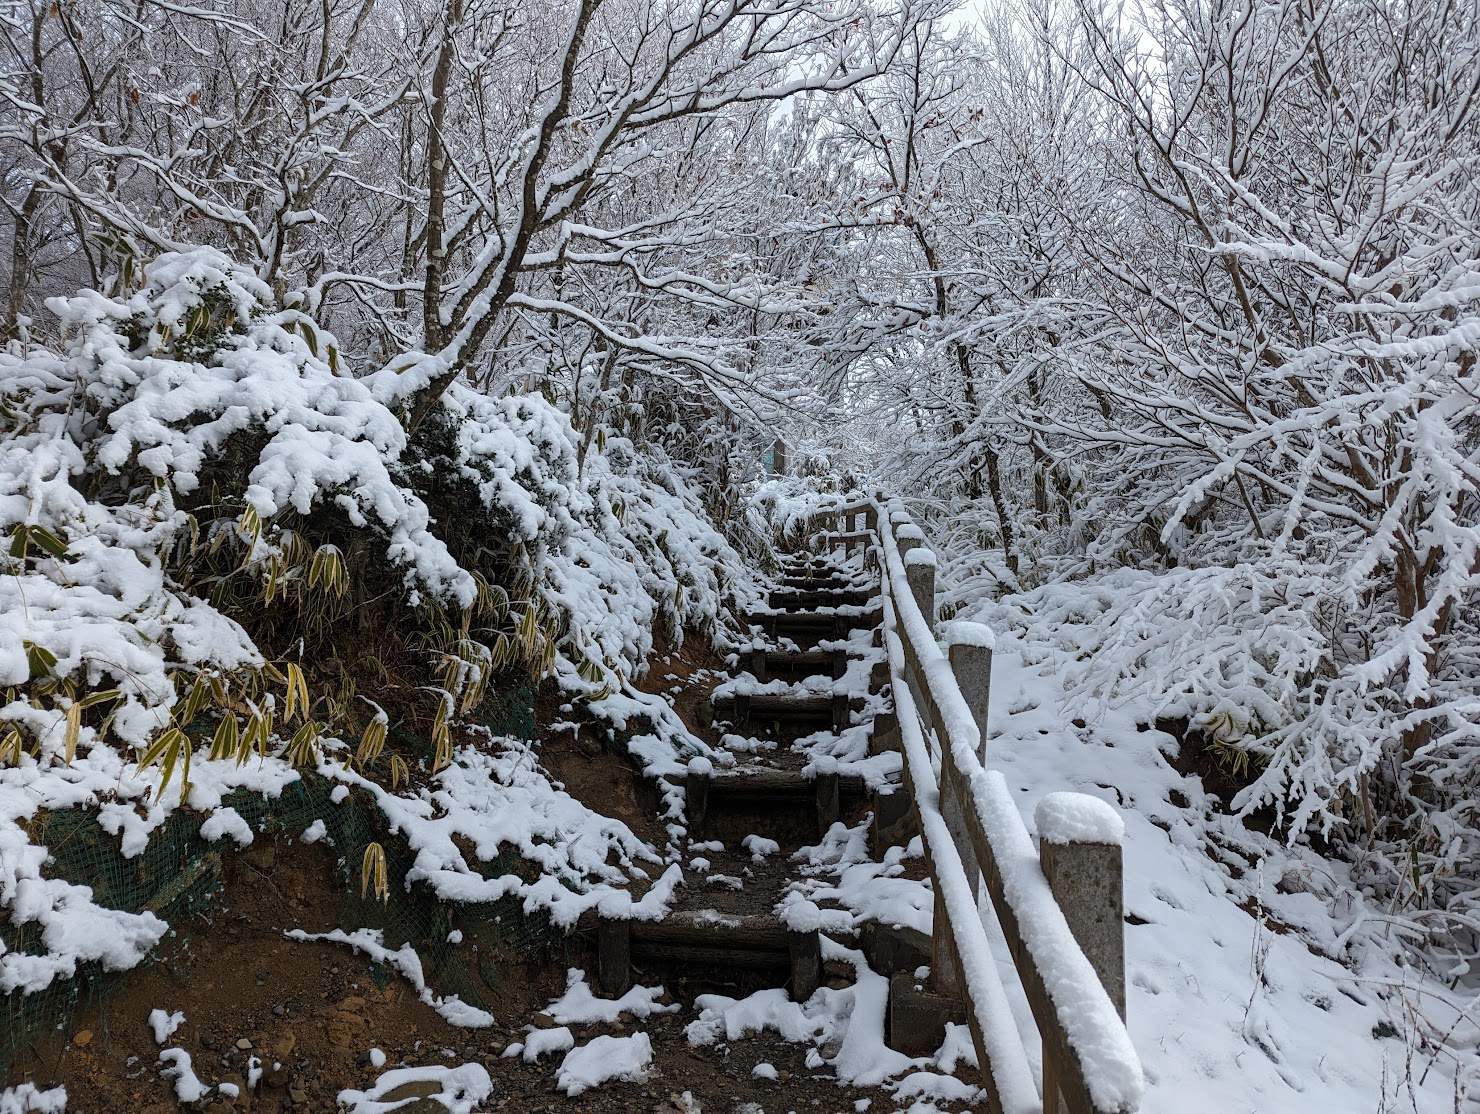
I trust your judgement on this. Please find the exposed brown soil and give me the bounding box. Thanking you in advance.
[1156,716,1281,837]
[632,638,734,752]
[535,682,671,852]
[20,834,560,1113]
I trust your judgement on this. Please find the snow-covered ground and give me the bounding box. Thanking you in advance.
[983,628,1478,1113]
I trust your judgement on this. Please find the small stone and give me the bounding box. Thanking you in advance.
[532,1012,558,1030]
[288,1086,307,1103]
[381,1079,443,1101]
[778,1070,792,1082]
[236,1038,253,1051]
[272,1005,287,1017]
[72,1030,92,1046]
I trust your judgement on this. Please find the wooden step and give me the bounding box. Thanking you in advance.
[743,605,881,645]
[662,766,866,797]
[769,588,874,610]
[778,574,856,590]
[709,691,863,732]
[776,558,848,575]
[744,648,845,683]
[579,909,822,1001]
[661,766,867,839]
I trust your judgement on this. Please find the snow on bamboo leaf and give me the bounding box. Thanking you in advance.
[138,727,191,802]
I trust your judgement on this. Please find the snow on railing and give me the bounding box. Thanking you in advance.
[807,495,1145,1114]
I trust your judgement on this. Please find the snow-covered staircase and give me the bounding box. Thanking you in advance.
[584,540,897,1007]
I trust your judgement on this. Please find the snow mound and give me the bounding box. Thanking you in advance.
[545,968,677,1025]
[556,1033,654,1095]
[149,1008,184,1045]
[338,1063,492,1114]
[0,1084,67,1114]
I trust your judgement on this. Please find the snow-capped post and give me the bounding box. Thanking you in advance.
[941,621,994,750]
[815,767,840,832]
[685,756,713,831]
[904,547,937,638]
[896,520,924,556]
[1035,793,1128,1114]
[789,928,822,1000]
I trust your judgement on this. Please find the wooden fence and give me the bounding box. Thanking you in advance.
[806,495,1145,1114]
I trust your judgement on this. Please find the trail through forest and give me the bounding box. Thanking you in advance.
[7,0,1480,1107]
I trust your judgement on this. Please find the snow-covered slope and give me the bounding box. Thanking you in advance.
[980,621,1478,1112]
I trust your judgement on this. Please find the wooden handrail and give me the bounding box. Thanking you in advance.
[807,492,1145,1114]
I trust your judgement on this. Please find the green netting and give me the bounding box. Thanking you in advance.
[1,685,567,1085]
[0,805,223,1081]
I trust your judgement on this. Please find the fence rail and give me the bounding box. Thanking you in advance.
[805,494,1145,1114]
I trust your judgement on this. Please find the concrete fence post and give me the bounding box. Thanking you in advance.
[863,504,881,572]
[1035,793,1127,1114]
[896,521,924,556]
[944,622,994,758]
[903,548,937,637]
[936,622,995,907]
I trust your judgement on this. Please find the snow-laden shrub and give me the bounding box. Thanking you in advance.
[1,247,749,778]
[980,546,1480,954]
[66,249,476,607]
[412,383,750,690]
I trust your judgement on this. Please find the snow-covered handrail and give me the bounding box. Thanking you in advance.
[808,494,1145,1114]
